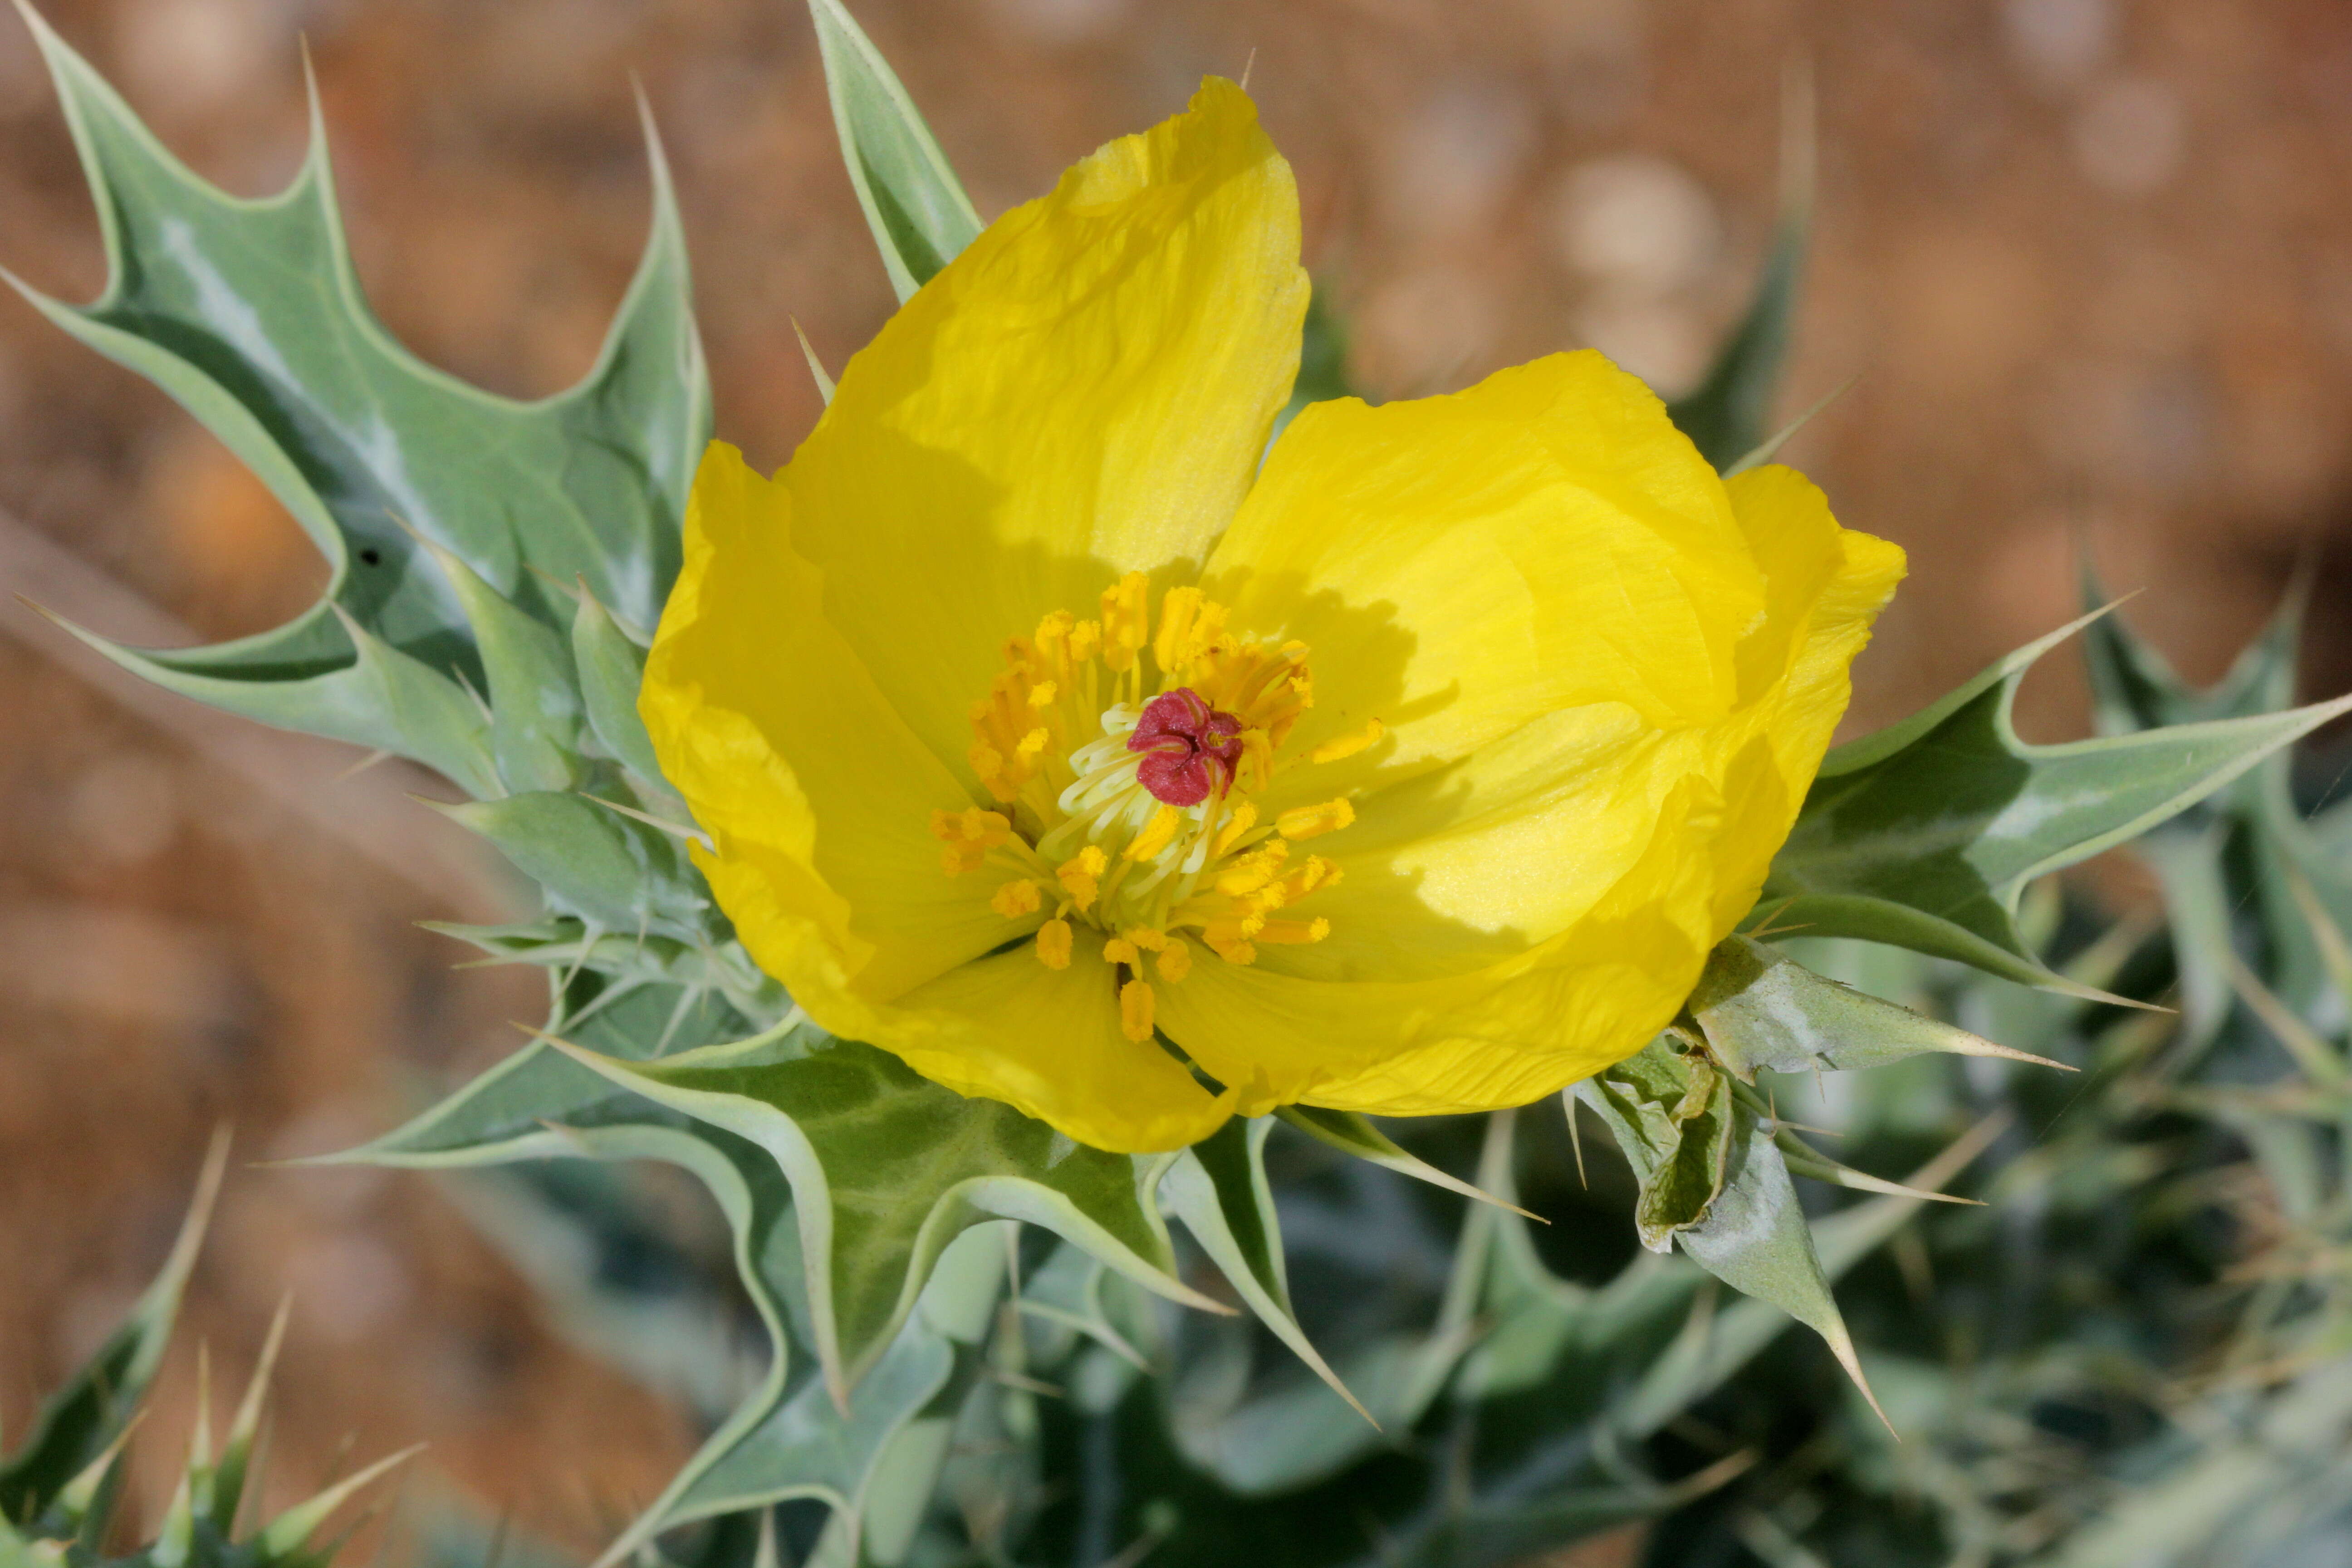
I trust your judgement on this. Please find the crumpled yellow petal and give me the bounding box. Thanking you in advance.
[643,445,1004,1001]
[1154,360,1905,1116]
[1205,350,1768,796]
[781,76,1308,775]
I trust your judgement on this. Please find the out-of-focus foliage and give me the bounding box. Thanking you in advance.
[0,1137,416,1568]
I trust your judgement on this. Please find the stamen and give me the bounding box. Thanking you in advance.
[1203,932,1256,966]
[1036,919,1073,970]
[1101,573,1150,673]
[991,879,1042,918]
[1156,942,1193,982]
[1215,841,1289,897]
[1276,798,1355,841]
[1213,802,1258,857]
[1102,936,1140,965]
[1119,977,1156,1042]
[1255,917,1331,945]
[931,807,1011,873]
[1124,804,1183,862]
[1309,718,1384,765]
[1120,927,1168,951]
[1057,846,1108,912]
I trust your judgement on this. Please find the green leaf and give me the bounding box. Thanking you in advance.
[1274,1104,1534,1217]
[430,791,712,941]
[1666,66,1811,470]
[549,1029,1226,1402]
[570,589,669,792]
[807,0,983,302]
[1163,1119,1372,1426]
[11,5,705,777]
[1,1131,224,1526]
[548,1125,993,1565]
[1581,1041,1735,1253]
[1166,1123,1489,1496]
[2082,564,2308,734]
[318,972,763,1177]
[417,538,583,794]
[1579,1041,1882,1417]
[1688,934,2068,1081]
[1761,609,2352,995]
[46,600,501,800]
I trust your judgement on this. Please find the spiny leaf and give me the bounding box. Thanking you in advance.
[1689,934,2070,1081]
[0,1128,225,1524]
[10,5,705,784]
[1161,1119,1372,1427]
[421,917,786,1024]
[313,975,763,1173]
[252,1443,425,1559]
[1761,608,2352,996]
[426,790,712,941]
[1274,1104,1538,1219]
[808,0,983,302]
[1165,1121,1492,1497]
[547,1028,1227,1403]
[1578,1042,1884,1423]
[210,1295,291,1531]
[415,537,583,795]
[544,1120,950,1563]
[569,588,667,792]
[2082,561,2308,734]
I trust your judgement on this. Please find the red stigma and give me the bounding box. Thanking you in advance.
[1127,687,1245,807]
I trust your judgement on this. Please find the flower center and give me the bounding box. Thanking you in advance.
[927,572,1384,1044]
[1128,687,1245,806]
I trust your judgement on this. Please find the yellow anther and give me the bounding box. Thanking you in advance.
[1255,917,1331,945]
[1101,572,1150,672]
[1027,681,1058,708]
[1213,802,1258,858]
[1069,619,1102,663]
[1121,927,1168,951]
[1035,919,1073,970]
[1057,845,1109,913]
[1309,718,1384,765]
[1216,840,1289,897]
[1016,726,1051,757]
[933,807,1009,873]
[1124,804,1183,862]
[1280,856,1341,900]
[1236,729,1276,792]
[1103,937,1140,966]
[1119,977,1157,1042]
[1203,932,1257,966]
[991,879,1042,918]
[1153,586,1229,676]
[968,743,1009,800]
[1276,798,1355,841]
[1156,941,1193,983]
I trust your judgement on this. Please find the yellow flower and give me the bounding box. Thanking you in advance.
[639,79,1906,1154]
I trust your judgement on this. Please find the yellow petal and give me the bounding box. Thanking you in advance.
[1205,349,1767,799]
[1161,772,1728,1117]
[1155,406,1903,1116]
[780,77,1308,773]
[642,445,1009,1002]
[884,944,1229,1152]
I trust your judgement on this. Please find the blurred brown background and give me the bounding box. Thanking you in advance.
[3,0,2351,1553]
